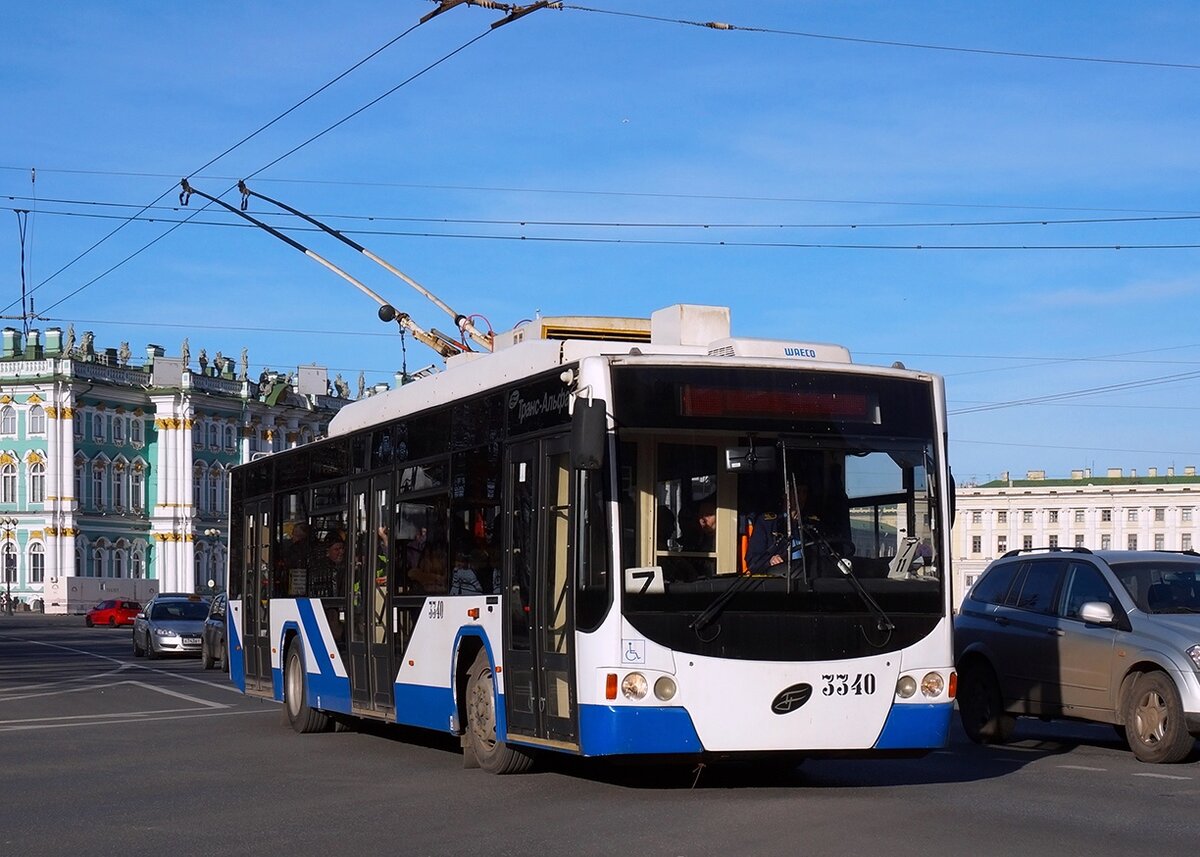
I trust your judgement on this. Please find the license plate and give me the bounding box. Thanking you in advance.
[183,637,200,644]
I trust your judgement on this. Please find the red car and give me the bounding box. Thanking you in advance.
[86,599,142,627]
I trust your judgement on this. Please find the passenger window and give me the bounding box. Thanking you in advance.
[1005,560,1064,614]
[970,562,1019,605]
[1059,562,1117,620]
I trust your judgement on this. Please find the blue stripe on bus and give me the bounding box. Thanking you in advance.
[296,603,353,711]
[872,702,953,750]
[578,705,704,756]
[228,620,246,693]
[394,683,456,732]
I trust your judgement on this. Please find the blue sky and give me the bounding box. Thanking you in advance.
[3,1,1200,484]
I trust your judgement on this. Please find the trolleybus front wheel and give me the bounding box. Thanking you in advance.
[465,650,533,775]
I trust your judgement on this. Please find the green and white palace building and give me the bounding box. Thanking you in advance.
[0,326,351,613]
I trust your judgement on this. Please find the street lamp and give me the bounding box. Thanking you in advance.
[0,516,18,615]
[203,528,224,593]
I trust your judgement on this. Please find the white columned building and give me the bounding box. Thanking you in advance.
[0,326,350,613]
[951,467,1200,609]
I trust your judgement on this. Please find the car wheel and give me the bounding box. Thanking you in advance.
[1125,672,1195,764]
[145,635,159,660]
[464,650,534,774]
[108,617,116,627]
[284,640,332,734]
[201,639,215,670]
[86,616,94,628]
[957,661,1015,745]
[132,633,143,657]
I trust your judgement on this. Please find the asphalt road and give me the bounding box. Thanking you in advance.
[2,614,1198,857]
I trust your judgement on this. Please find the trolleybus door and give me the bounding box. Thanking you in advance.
[348,477,395,714]
[242,499,272,693]
[503,436,578,747]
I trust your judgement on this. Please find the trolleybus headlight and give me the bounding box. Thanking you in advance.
[621,672,648,700]
[896,675,917,699]
[654,676,677,701]
[920,672,945,698]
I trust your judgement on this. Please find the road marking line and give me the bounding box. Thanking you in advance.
[0,636,244,695]
[1058,765,1107,772]
[0,679,229,708]
[0,707,277,732]
[1132,772,1191,781]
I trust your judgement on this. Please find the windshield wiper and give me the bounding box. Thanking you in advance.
[689,573,763,638]
[804,524,895,646]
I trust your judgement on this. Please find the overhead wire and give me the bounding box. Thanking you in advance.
[9,194,1200,230]
[10,205,1200,252]
[5,17,433,316]
[949,369,1200,416]
[5,166,1199,216]
[561,5,1200,71]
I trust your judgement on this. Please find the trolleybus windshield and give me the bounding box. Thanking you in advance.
[613,365,944,661]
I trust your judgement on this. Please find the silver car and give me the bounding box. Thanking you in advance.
[955,548,1200,763]
[132,596,211,659]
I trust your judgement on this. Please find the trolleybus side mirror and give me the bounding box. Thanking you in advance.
[571,398,607,470]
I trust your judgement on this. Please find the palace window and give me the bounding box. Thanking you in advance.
[29,543,44,583]
[29,462,45,503]
[28,405,46,434]
[1,463,17,503]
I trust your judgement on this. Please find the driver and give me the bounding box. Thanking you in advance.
[743,483,811,573]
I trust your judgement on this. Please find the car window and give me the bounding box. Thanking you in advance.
[151,601,210,621]
[1005,559,1064,614]
[1059,562,1117,620]
[97,600,113,610]
[1109,560,1200,613]
[970,561,1020,605]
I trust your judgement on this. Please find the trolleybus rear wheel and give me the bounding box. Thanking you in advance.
[284,640,332,734]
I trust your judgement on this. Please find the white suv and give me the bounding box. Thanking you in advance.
[955,548,1200,763]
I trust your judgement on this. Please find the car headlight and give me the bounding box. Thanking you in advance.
[920,672,945,698]
[153,627,178,637]
[896,675,917,699]
[1187,645,1200,671]
[621,672,648,700]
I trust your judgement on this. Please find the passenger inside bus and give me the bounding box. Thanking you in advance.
[683,498,717,552]
[309,538,346,598]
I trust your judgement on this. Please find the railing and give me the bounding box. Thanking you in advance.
[187,373,246,396]
[71,361,150,387]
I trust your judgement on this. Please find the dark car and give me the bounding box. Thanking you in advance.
[132,595,211,659]
[955,548,1200,764]
[201,592,228,671]
[86,599,142,627]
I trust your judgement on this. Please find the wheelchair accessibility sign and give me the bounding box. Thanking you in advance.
[622,639,645,664]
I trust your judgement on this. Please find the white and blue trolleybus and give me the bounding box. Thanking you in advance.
[226,304,957,773]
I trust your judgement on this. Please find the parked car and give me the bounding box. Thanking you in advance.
[86,599,142,627]
[131,595,211,659]
[955,548,1200,763]
[201,592,228,671]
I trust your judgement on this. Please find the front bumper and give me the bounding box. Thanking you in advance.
[150,635,203,655]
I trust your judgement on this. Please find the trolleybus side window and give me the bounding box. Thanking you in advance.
[276,491,311,597]
[449,444,502,595]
